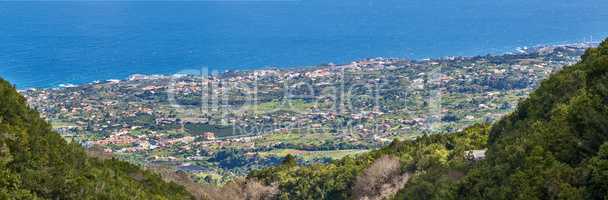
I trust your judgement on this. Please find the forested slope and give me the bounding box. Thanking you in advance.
[0,79,193,200]
[458,37,608,200]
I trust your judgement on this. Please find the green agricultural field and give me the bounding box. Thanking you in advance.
[258,149,369,160]
[49,120,78,129]
[239,99,315,114]
[254,132,338,147]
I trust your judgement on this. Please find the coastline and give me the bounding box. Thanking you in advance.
[17,41,599,91]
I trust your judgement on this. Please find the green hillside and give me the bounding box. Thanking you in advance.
[245,39,608,200]
[458,38,608,199]
[0,79,193,199]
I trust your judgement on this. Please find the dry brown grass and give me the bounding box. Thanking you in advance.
[352,155,411,200]
[146,164,277,200]
[199,178,278,200]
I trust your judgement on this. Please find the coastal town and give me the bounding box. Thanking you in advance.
[22,44,591,184]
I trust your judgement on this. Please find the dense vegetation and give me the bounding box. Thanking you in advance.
[459,38,608,199]
[0,79,193,199]
[248,124,489,200]
[246,39,608,200]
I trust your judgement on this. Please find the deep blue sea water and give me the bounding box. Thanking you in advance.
[1,0,607,88]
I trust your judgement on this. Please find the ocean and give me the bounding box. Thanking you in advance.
[1,0,607,88]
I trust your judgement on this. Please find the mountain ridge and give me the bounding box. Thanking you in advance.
[0,79,194,199]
